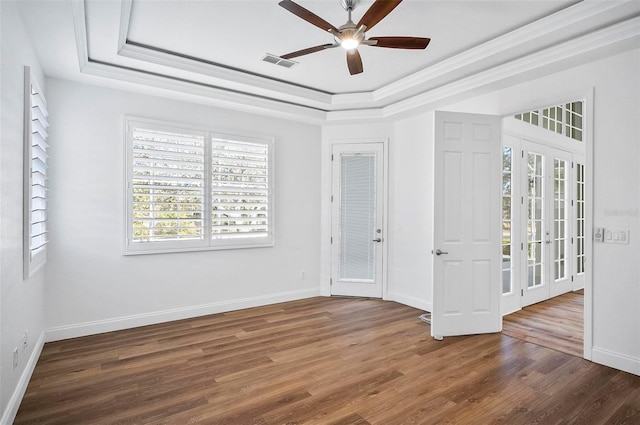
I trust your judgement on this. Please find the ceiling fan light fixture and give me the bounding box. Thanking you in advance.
[341,37,360,50]
[278,0,431,75]
[338,27,363,50]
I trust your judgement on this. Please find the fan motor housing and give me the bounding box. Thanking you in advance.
[340,0,359,12]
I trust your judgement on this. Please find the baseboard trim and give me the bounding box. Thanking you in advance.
[45,288,322,342]
[1,331,45,425]
[387,291,431,312]
[592,346,640,376]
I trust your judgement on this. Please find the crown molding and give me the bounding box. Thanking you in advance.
[72,0,640,124]
[370,0,628,103]
[117,42,335,111]
[72,0,89,70]
[326,15,640,122]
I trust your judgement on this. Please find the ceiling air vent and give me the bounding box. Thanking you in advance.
[262,53,298,69]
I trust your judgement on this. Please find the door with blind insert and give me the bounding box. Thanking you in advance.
[331,143,384,298]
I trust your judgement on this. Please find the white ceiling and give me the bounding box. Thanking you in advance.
[17,0,640,122]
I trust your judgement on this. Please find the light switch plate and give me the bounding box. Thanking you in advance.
[603,228,630,244]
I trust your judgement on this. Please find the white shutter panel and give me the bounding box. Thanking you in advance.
[31,87,49,257]
[211,137,270,239]
[24,68,50,277]
[131,127,205,243]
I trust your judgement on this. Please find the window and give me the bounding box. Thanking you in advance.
[565,101,583,141]
[542,105,563,134]
[576,162,585,275]
[125,118,274,254]
[515,100,584,142]
[502,146,513,295]
[24,67,49,278]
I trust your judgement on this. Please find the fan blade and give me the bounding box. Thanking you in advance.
[369,37,431,49]
[279,0,339,34]
[357,0,403,31]
[281,44,336,59]
[346,49,363,75]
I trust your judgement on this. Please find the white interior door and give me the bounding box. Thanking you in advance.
[521,141,573,306]
[432,112,502,338]
[331,143,384,298]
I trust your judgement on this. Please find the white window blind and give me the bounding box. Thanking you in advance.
[125,118,274,254]
[339,153,376,281]
[24,67,49,277]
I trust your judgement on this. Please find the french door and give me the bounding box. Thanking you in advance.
[521,141,573,307]
[330,143,385,298]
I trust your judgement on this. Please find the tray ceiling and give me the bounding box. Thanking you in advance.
[17,0,640,122]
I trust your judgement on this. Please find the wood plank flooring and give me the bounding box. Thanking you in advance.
[502,290,584,357]
[15,296,640,425]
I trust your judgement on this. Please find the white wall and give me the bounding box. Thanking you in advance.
[321,121,434,311]
[44,79,322,340]
[0,2,47,423]
[389,113,434,311]
[445,48,640,375]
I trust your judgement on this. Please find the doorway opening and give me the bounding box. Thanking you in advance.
[500,100,587,357]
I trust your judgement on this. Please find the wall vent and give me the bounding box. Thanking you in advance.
[261,53,298,68]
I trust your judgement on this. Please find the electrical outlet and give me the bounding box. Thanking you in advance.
[13,348,19,370]
[23,330,28,352]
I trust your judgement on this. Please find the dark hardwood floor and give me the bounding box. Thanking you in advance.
[502,290,584,357]
[15,296,640,424]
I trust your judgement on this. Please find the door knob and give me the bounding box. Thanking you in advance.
[435,249,448,255]
[372,238,382,243]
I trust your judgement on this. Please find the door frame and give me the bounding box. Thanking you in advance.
[324,138,389,299]
[498,88,594,360]
[330,142,386,297]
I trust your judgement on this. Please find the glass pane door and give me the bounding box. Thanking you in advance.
[550,151,573,297]
[526,151,545,291]
[554,159,569,281]
[522,142,574,306]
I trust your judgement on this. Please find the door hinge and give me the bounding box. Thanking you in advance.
[331,195,334,202]
[330,236,333,244]
[330,278,333,286]
[571,276,574,282]
[331,154,334,161]
[521,289,524,296]
[521,150,524,158]
[521,196,524,205]
[571,237,574,244]
[521,243,524,250]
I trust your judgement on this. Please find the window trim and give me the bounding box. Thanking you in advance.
[124,117,275,255]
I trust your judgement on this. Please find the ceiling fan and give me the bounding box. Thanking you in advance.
[278,0,431,75]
